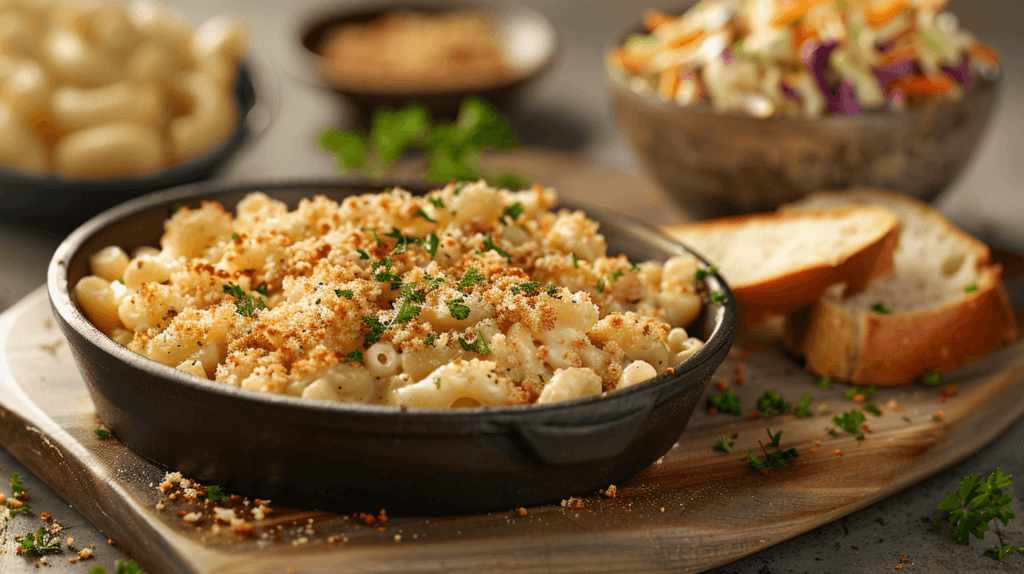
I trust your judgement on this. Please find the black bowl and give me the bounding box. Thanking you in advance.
[281,0,558,123]
[47,178,737,514]
[0,61,274,232]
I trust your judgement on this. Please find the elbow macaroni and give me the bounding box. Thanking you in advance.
[73,182,709,408]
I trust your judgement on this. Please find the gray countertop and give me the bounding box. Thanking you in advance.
[1,0,1022,572]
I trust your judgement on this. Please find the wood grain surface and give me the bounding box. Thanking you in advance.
[1,282,1022,573]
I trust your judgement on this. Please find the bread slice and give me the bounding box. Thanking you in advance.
[782,189,1019,386]
[662,206,900,329]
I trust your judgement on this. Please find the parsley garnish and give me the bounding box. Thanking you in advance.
[923,372,942,386]
[502,202,525,223]
[356,248,370,260]
[510,281,541,295]
[571,252,580,268]
[89,561,144,574]
[385,227,420,255]
[938,468,1015,546]
[6,472,29,516]
[223,283,265,318]
[864,403,883,416]
[458,332,491,355]
[985,545,1024,562]
[816,376,832,390]
[428,197,446,209]
[481,233,510,258]
[372,257,402,289]
[336,289,354,299]
[171,201,185,213]
[16,527,60,556]
[361,226,383,247]
[362,315,386,344]
[794,393,812,418]
[453,182,466,195]
[709,290,727,304]
[596,280,604,293]
[756,390,791,418]
[415,208,436,223]
[694,265,718,282]
[765,428,782,447]
[206,485,226,502]
[902,415,911,422]
[609,270,623,281]
[425,333,437,346]
[94,428,111,438]
[630,262,641,272]
[458,268,485,291]
[871,302,892,314]
[255,283,268,296]
[117,277,124,284]
[707,388,741,415]
[843,385,877,400]
[965,284,979,293]
[748,433,799,471]
[545,285,560,298]
[714,436,735,453]
[346,350,364,363]
[424,233,440,259]
[446,298,471,320]
[393,298,421,324]
[435,378,442,389]
[833,409,867,439]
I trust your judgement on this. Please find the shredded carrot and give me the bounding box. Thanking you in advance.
[880,43,917,65]
[772,0,829,27]
[792,20,817,54]
[666,29,703,50]
[866,0,908,28]
[643,9,675,32]
[658,65,682,100]
[610,48,653,75]
[969,40,1001,66]
[890,73,955,96]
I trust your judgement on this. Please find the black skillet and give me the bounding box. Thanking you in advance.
[47,178,737,514]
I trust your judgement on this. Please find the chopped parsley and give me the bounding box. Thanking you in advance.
[231,233,239,241]
[458,332,491,355]
[415,208,436,223]
[336,289,354,299]
[923,372,942,386]
[223,283,265,318]
[609,270,623,281]
[571,252,580,268]
[171,201,185,213]
[815,376,832,390]
[446,298,471,320]
[985,545,1024,562]
[94,428,111,438]
[16,527,60,556]
[435,378,442,390]
[385,227,421,255]
[706,388,741,415]
[6,472,29,516]
[756,390,791,418]
[117,277,124,284]
[400,283,426,303]
[206,485,226,502]
[871,302,892,314]
[428,197,446,210]
[965,284,979,293]
[362,315,387,344]
[393,298,421,324]
[361,226,383,247]
[843,385,877,400]
[864,403,883,416]
[356,248,370,260]
[255,283,269,296]
[458,268,485,291]
[694,265,718,282]
[453,182,466,195]
[709,290,727,304]
[938,468,1015,546]
[765,428,782,447]
[510,281,541,295]
[748,433,799,471]
[596,279,604,293]
[502,202,525,221]
[372,257,402,289]
[89,561,145,574]
[424,234,440,259]
[714,436,735,453]
[832,409,867,439]
[794,393,812,418]
[481,233,510,259]
[345,350,364,363]
[902,415,911,422]
[545,285,560,298]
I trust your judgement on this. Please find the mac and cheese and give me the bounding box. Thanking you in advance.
[74,182,707,408]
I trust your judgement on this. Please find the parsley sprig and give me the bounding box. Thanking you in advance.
[316,97,527,189]
[831,409,867,439]
[223,284,265,318]
[458,332,491,355]
[756,390,791,418]
[6,472,30,516]
[16,527,60,556]
[748,430,799,471]
[938,468,1015,547]
[707,388,741,415]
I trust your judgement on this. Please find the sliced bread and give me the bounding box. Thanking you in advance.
[662,206,900,329]
[782,189,1019,386]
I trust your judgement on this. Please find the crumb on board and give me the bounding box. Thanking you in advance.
[515,508,527,517]
[561,497,584,509]
[834,449,843,457]
[886,399,904,412]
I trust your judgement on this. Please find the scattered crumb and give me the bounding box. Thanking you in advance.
[78,548,93,559]
[561,497,583,509]
[714,378,728,390]
[287,568,297,574]
[852,394,865,403]
[155,500,165,511]
[292,537,309,546]
[834,449,843,457]
[940,384,958,398]
[813,440,822,447]
[707,407,718,415]
[65,537,74,547]
[747,411,761,420]
[40,512,51,521]
[861,424,871,433]
[394,534,402,542]
[515,508,527,517]
[182,512,202,523]
[603,485,617,498]
[934,409,946,422]
[886,399,904,412]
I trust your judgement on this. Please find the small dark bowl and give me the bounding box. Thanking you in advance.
[282,0,558,122]
[0,61,275,233]
[607,9,999,220]
[48,178,736,514]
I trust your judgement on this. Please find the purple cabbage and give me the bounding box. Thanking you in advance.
[942,53,973,89]
[800,40,861,116]
[872,58,918,98]
[780,82,800,100]
[721,48,733,65]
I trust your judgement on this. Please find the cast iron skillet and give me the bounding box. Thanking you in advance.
[48,179,737,514]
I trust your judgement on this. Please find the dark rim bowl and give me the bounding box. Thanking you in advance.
[605,7,999,220]
[280,0,559,120]
[47,178,737,514]
[0,59,277,232]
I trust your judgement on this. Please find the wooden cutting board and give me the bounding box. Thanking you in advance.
[1,271,1022,573]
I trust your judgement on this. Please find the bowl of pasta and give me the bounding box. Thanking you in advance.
[606,1,1000,219]
[0,0,274,230]
[48,178,737,513]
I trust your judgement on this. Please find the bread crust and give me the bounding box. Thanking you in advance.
[786,189,1020,385]
[663,207,900,329]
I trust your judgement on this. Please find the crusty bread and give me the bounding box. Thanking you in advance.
[782,189,1019,386]
[662,206,900,329]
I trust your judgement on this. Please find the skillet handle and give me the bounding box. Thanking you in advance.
[515,405,653,466]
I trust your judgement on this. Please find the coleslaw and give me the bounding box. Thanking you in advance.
[607,0,1000,118]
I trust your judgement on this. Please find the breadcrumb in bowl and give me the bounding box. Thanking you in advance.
[48,178,736,513]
